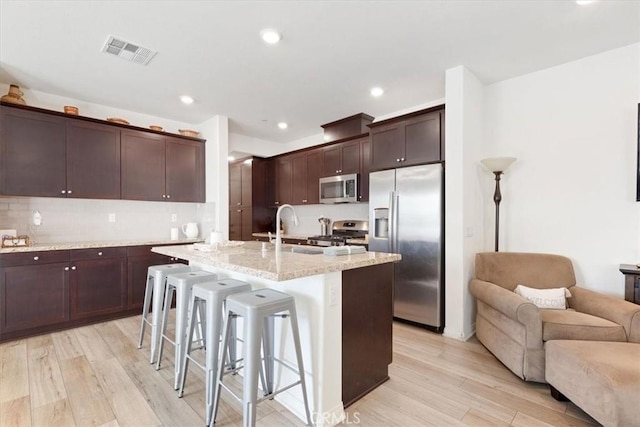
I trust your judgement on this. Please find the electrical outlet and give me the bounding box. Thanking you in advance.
[108,213,116,223]
[171,214,178,222]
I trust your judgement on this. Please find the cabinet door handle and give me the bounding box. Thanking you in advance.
[166,195,170,199]
[396,158,400,162]
[67,190,72,194]
[401,157,405,162]
[33,256,39,261]
[98,251,103,256]
[237,209,242,212]
[302,199,307,203]
[237,202,241,206]
[61,190,66,194]
[71,266,77,270]
[64,266,69,271]
[162,194,166,198]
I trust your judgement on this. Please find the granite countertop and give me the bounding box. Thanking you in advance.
[152,241,400,282]
[0,238,203,254]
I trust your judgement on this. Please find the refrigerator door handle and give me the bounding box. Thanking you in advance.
[394,192,399,253]
[388,191,395,253]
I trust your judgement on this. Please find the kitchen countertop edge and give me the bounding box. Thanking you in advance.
[0,238,203,254]
[152,242,399,282]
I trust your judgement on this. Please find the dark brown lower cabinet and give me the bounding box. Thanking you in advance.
[127,245,177,310]
[342,263,394,407]
[0,244,184,342]
[0,260,69,337]
[69,248,127,319]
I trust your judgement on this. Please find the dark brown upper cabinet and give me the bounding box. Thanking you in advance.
[369,108,443,171]
[0,102,205,203]
[165,136,205,203]
[274,156,293,206]
[66,120,121,199]
[0,106,67,197]
[290,149,323,205]
[121,130,166,201]
[121,131,205,203]
[321,139,361,177]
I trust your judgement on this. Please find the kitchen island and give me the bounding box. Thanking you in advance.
[151,242,400,426]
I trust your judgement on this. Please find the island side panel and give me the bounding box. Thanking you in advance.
[342,262,394,407]
[189,261,345,427]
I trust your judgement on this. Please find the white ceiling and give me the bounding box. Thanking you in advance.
[1,1,638,144]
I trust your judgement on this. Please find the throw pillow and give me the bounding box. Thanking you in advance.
[513,285,572,310]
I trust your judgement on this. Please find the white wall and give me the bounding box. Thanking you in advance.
[201,116,228,238]
[443,66,486,340]
[483,43,640,297]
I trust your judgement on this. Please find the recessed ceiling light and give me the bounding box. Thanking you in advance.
[370,87,384,97]
[576,0,595,4]
[228,156,235,161]
[260,29,282,44]
[180,95,194,104]
[277,122,288,130]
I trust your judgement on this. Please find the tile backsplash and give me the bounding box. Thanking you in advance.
[0,196,215,244]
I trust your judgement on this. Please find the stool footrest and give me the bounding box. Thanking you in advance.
[257,380,302,404]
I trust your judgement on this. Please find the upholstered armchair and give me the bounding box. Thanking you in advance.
[469,252,640,383]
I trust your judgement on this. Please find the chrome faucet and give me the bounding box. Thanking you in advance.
[275,204,299,253]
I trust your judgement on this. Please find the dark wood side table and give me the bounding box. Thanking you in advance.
[618,264,640,304]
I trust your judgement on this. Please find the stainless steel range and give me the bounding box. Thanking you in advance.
[307,220,368,247]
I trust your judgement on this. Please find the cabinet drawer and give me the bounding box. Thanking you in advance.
[0,250,69,267]
[70,247,126,261]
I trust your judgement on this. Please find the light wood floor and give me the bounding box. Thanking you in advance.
[0,316,598,426]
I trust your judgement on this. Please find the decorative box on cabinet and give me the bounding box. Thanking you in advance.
[369,107,444,172]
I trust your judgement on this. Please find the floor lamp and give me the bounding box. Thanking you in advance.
[481,157,517,252]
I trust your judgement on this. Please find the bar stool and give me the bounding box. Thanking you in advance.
[156,270,218,389]
[138,263,194,364]
[178,278,252,426]
[213,289,312,427]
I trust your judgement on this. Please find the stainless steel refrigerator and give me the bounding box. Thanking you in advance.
[368,163,444,330]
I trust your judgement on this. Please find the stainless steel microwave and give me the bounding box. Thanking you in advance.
[319,173,359,204]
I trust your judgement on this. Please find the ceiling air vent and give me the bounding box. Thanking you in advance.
[102,35,157,66]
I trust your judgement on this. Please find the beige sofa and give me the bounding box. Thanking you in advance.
[469,252,640,383]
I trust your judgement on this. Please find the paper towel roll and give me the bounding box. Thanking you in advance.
[210,231,223,244]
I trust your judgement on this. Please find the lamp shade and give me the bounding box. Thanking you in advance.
[481,157,517,173]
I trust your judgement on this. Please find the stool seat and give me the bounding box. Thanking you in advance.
[138,263,193,364]
[225,288,295,315]
[179,278,252,426]
[214,288,312,427]
[156,270,218,389]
